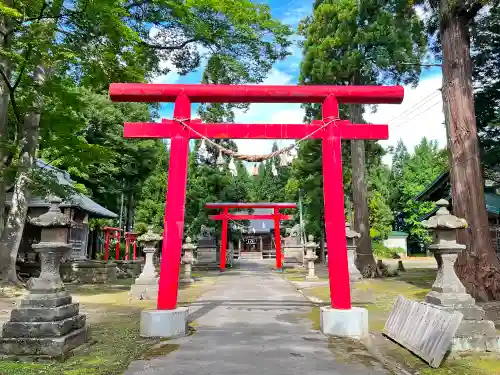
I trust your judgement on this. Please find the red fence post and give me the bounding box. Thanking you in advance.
[274,208,283,270]
[321,95,351,310]
[104,230,109,261]
[157,94,191,310]
[115,230,121,261]
[220,207,229,272]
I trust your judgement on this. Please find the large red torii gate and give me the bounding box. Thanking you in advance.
[206,202,297,271]
[110,83,402,317]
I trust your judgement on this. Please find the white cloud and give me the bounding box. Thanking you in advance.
[234,68,301,156]
[233,71,446,167]
[364,74,446,165]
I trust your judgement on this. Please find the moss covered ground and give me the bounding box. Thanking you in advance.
[287,266,500,375]
[0,274,216,375]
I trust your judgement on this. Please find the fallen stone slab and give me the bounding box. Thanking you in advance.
[383,295,463,368]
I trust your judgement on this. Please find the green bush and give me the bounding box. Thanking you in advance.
[372,242,405,259]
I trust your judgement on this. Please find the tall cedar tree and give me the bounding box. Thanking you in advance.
[299,0,426,275]
[417,0,500,300]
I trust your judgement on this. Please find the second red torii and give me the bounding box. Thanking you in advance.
[206,202,297,271]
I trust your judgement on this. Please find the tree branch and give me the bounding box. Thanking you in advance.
[141,38,198,51]
[0,68,20,124]
[465,1,484,21]
[12,45,32,91]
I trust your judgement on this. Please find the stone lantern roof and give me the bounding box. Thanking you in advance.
[28,195,73,228]
[345,222,361,239]
[421,199,468,230]
[138,227,163,243]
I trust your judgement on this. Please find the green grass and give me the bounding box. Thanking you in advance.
[0,277,217,375]
[300,268,500,375]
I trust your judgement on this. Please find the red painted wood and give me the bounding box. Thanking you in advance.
[206,202,297,209]
[220,208,229,272]
[209,214,293,221]
[273,208,283,270]
[115,231,121,261]
[322,96,351,309]
[124,121,388,141]
[104,231,109,261]
[156,94,191,310]
[110,83,404,104]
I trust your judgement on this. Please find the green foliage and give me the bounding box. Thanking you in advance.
[134,144,169,234]
[292,0,426,244]
[472,7,500,169]
[390,137,448,244]
[368,191,393,241]
[372,242,403,258]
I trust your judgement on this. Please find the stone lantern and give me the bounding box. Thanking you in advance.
[346,222,362,282]
[304,235,319,281]
[0,196,88,358]
[421,199,499,352]
[180,237,197,284]
[130,227,162,300]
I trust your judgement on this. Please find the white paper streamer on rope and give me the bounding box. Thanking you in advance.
[216,150,225,171]
[251,163,259,176]
[198,139,209,159]
[228,157,237,176]
[271,163,278,176]
[279,152,289,167]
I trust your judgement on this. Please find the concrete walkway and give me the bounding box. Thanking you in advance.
[125,260,387,375]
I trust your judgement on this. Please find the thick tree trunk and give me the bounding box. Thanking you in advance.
[0,0,13,237]
[440,10,500,301]
[350,104,378,277]
[0,65,45,284]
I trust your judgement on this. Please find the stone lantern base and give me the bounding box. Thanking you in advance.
[0,291,88,359]
[424,293,500,352]
[130,277,159,300]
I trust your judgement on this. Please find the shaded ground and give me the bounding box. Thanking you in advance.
[283,262,500,375]
[125,260,392,375]
[0,273,217,375]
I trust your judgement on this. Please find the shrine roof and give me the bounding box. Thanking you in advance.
[414,170,500,219]
[5,160,118,219]
[205,202,296,209]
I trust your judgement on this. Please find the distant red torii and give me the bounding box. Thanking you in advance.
[205,202,297,271]
[109,83,403,314]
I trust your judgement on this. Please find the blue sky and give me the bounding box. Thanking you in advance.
[156,1,446,165]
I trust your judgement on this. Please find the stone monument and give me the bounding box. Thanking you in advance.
[0,196,88,359]
[283,224,304,264]
[304,235,319,281]
[180,237,197,284]
[130,227,162,300]
[346,222,362,282]
[195,225,218,269]
[421,199,500,352]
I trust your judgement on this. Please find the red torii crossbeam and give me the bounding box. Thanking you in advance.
[109,83,403,312]
[205,202,296,271]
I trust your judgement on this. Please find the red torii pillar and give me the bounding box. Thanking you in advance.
[110,83,402,317]
[205,202,296,271]
[125,232,138,260]
[103,226,122,261]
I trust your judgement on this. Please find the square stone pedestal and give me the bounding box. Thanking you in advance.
[130,278,159,300]
[0,291,89,359]
[140,307,189,338]
[320,306,368,340]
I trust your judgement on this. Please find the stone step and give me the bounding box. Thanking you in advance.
[10,303,80,323]
[239,252,263,259]
[0,326,89,358]
[2,314,86,339]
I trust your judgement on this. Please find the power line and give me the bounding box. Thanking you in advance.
[391,99,443,129]
[385,89,441,125]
